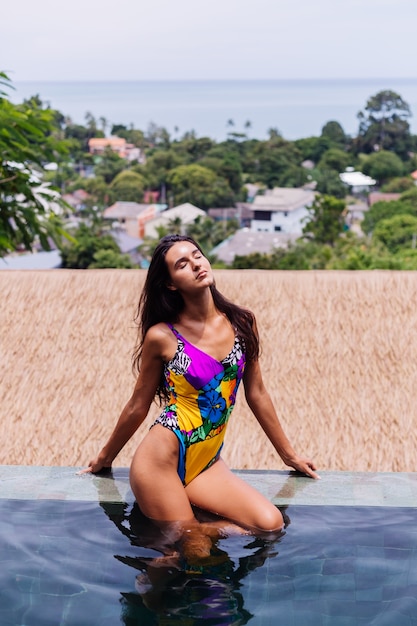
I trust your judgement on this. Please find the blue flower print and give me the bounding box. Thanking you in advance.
[198,389,226,424]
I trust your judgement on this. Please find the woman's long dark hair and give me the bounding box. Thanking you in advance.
[133,234,259,402]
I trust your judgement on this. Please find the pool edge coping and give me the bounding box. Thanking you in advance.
[1,466,416,507]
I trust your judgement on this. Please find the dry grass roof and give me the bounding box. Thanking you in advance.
[1,269,416,472]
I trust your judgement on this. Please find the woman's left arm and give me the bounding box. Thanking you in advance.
[243,358,320,479]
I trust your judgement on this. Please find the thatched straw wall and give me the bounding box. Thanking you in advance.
[1,269,416,472]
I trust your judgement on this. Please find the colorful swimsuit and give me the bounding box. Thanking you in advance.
[151,323,246,485]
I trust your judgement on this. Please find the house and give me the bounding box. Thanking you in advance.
[240,187,315,234]
[208,205,253,228]
[110,230,145,267]
[88,137,144,163]
[144,203,206,238]
[103,201,167,237]
[211,229,298,265]
[339,169,376,194]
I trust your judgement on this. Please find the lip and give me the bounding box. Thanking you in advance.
[196,270,208,280]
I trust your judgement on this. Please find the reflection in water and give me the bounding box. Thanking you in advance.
[95,473,289,624]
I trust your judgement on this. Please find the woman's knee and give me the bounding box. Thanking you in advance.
[251,504,284,533]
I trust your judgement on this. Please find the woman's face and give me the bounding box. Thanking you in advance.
[164,241,214,293]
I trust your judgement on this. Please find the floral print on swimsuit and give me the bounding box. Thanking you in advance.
[152,323,246,485]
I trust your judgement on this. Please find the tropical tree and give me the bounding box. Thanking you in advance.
[167,164,234,209]
[321,120,347,146]
[314,169,347,199]
[356,90,412,157]
[362,199,416,235]
[361,150,404,185]
[373,214,417,254]
[60,222,128,269]
[381,176,415,193]
[89,248,135,268]
[318,148,352,173]
[109,170,146,202]
[94,147,126,183]
[0,71,69,255]
[302,194,346,246]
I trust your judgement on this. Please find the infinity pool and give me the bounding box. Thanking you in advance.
[2,495,417,625]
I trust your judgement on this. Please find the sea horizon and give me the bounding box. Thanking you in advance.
[11,77,417,142]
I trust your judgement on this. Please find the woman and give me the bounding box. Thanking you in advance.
[84,235,318,554]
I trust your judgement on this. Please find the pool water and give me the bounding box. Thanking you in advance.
[1,499,417,625]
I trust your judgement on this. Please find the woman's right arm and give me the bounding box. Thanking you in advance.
[83,326,167,473]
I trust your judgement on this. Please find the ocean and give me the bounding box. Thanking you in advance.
[12,78,417,142]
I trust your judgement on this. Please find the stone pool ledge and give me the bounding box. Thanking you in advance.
[0,466,416,507]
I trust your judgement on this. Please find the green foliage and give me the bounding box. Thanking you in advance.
[232,252,275,269]
[0,72,70,255]
[248,138,304,188]
[362,200,416,235]
[89,248,135,268]
[109,170,145,202]
[356,90,412,157]
[313,169,347,198]
[110,124,145,149]
[381,176,415,193]
[361,150,404,184]
[94,148,126,183]
[302,195,346,246]
[321,121,347,146]
[399,187,417,209]
[373,214,417,253]
[70,175,109,208]
[318,148,352,173]
[293,136,332,164]
[393,248,417,270]
[167,164,234,209]
[134,149,182,190]
[60,222,129,269]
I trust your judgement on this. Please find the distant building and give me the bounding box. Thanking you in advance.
[240,187,315,234]
[368,192,401,206]
[110,230,145,267]
[211,229,298,265]
[339,169,376,194]
[62,189,91,212]
[103,201,167,237]
[144,203,206,238]
[208,205,253,228]
[88,137,144,163]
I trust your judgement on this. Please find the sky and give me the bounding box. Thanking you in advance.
[2,0,417,82]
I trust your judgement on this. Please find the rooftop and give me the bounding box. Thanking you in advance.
[212,229,297,263]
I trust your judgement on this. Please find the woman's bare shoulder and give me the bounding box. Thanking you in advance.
[143,323,176,359]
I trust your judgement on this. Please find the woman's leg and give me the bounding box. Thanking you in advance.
[130,425,195,523]
[130,425,216,560]
[185,458,284,533]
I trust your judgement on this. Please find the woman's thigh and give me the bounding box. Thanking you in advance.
[130,425,194,523]
[185,458,284,533]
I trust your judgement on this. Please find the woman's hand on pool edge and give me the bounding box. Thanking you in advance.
[287,456,320,480]
[77,454,112,475]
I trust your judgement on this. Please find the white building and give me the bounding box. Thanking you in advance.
[249,187,316,234]
[339,170,376,194]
